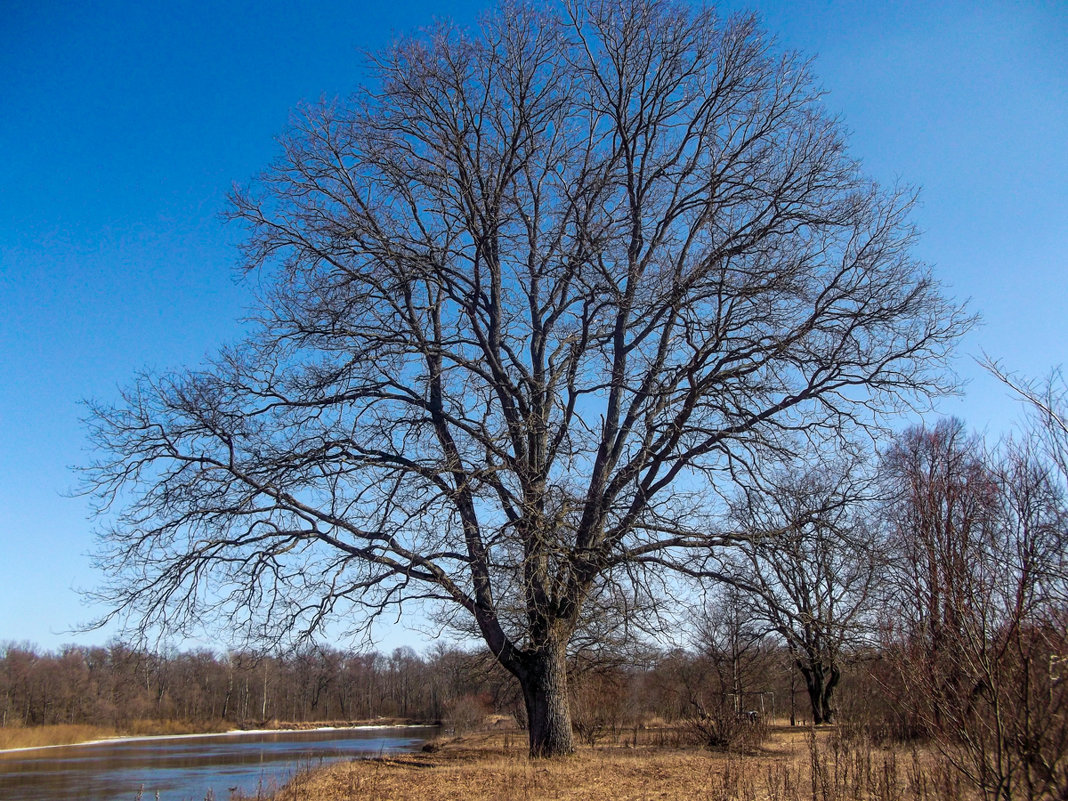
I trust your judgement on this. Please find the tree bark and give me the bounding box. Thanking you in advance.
[820,665,841,725]
[520,643,574,758]
[804,675,824,725]
[800,663,832,725]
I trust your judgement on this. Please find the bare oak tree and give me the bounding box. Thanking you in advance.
[82,0,968,756]
[724,455,883,724]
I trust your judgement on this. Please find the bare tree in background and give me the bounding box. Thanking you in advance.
[695,584,771,715]
[880,420,1068,800]
[82,0,968,756]
[685,584,778,749]
[724,455,882,724]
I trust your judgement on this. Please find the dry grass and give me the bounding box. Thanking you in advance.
[0,717,410,752]
[0,723,120,750]
[268,724,971,801]
[125,718,232,737]
[0,719,233,750]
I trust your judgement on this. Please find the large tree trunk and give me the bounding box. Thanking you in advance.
[800,664,828,725]
[803,673,825,725]
[799,661,840,725]
[520,643,574,758]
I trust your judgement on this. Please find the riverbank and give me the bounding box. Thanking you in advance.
[269,725,962,801]
[0,718,426,752]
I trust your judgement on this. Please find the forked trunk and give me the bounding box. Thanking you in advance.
[800,662,839,725]
[520,643,574,758]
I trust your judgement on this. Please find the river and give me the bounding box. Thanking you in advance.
[0,726,435,800]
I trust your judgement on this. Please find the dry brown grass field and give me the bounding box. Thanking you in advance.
[0,723,120,750]
[0,719,234,750]
[268,722,969,801]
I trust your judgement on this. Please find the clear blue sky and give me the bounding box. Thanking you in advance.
[1,0,1065,654]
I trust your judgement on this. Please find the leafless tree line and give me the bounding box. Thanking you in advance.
[0,636,798,736]
[0,641,507,729]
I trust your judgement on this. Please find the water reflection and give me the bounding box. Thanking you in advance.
[0,726,434,800]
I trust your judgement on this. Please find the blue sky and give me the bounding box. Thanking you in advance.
[1,0,1065,654]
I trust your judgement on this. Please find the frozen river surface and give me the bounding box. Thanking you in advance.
[0,726,434,800]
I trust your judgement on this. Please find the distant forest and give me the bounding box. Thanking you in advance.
[0,637,865,736]
[0,641,507,729]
